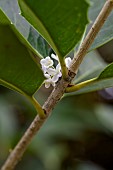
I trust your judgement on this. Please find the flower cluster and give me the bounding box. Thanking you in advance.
[40,54,72,88]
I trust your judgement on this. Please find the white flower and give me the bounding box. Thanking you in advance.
[41,65,47,74]
[52,64,62,82]
[40,56,53,68]
[65,57,72,68]
[40,54,72,88]
[44,79,51,88]
[43,64,62,88]
[44,78,55,88]
[47,67,57,76]
[51,53,59,61]
[51,53,72,68]
[44,74,56,88]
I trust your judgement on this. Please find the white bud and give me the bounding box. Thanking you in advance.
[65,57,72,68]
[51,53,59,61]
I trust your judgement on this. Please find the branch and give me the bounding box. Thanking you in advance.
[70,0,113,74]
[1,0,113,170]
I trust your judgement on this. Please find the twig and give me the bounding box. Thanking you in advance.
[1,0,113,169]
[65,77,97,93]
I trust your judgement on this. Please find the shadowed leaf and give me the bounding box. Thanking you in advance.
[0,9,45,96]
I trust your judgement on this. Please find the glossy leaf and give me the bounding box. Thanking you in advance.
[0,0,19,23]
[28,26,50,57]
[89,0,113,50]
[0,0,49,58]
[0,0,29,38]
[18,0,89,59]
[66,62,113,95]
[0,9,45,96]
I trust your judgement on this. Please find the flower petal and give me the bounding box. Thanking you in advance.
[56,63,61,72]
[44,79,51,88]
[40,56,53,68]
[47,67,57,76]
[52,74,59,83]
[65,57,72,68]
[51,53,59,61]
[42,65,47,73]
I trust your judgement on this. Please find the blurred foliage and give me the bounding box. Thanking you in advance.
[1,82,113,170]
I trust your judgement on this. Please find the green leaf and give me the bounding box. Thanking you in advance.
[89,0,113,50]
[0,9,45,96]
[0,0,49,58]
[74,50,106,84]
[0,0,29,38]
[18,0,89,59]
[0,0,19,23]
[99,63,113,79]
[28,26,50,57]
[66,62,113,95]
